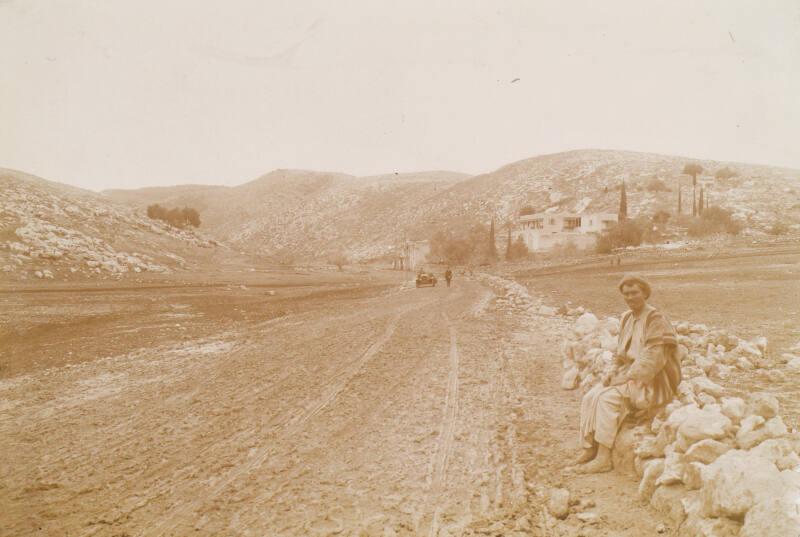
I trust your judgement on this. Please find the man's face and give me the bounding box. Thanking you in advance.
[621,283,646,311]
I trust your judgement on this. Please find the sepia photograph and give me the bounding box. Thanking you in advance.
[1,1,800,535]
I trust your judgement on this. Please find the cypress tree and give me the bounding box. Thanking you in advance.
[618,180,628,221]
[678,186,682,215]
[488,217,497,260]
[505,223,512,261]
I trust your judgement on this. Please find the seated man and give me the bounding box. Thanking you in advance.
[576,273,682,473]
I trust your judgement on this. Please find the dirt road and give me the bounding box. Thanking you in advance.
[1,276,666,536]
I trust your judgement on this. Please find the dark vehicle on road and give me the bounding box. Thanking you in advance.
[415,271,438,288]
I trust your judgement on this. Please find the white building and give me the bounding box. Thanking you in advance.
[517,212,618,251]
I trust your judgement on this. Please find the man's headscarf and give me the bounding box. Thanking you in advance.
[618,273,652,299]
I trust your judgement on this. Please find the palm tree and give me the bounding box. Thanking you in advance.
[698,187,705,216]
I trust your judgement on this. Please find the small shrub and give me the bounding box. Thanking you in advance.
[686,206,742,237]
[769,222,789,236]
[506,236,530,260]
[645,178,671,192]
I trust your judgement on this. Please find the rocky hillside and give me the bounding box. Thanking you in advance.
[0,169,220,282]
[105,170,468,261]
[102,149,800,261]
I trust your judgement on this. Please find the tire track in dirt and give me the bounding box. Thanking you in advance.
[426,312,461,537]
[222,290,470,535]
[2,290,431,537]
[144,300,427,537]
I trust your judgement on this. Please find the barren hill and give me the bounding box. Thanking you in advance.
[104,150,800,261]
[0,168,220,282]
[105,170,469,261]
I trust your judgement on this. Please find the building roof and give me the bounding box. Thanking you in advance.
[519,211,618,221]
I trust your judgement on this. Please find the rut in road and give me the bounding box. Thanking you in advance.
[145,301,427,537]
[426,312,460,537]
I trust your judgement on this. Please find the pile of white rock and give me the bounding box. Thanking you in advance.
[560,312,620,392]
[476,274,561,317]
[561,312,800,535]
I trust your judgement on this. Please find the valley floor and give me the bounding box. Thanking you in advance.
[1,273,669,536]
[2,246,798,536]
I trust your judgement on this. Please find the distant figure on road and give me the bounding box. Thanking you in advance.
[575,273,682,473]
[444,267,453,288]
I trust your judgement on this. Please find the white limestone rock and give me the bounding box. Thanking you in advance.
[651,485,690,525]
[697,393,718,407]
[679,515,742,537]
[750,438,800,471]
[700,450,784,519]
[638,458,666,502]
[748,392,780,420]
[573,312,599,336]
[720,397,747,424]
[692,377,725,398]
[743,417,790,451]
[656,451,686,486]
[685,439,733,465]
[740,496,800,537]
[561,367,580,390]
[538,305,557,315]
[676,406,732,452]
[683,461,706,491]
[604,316,620,336]
[752,336,768,354]
[695,354,716,375]
[547,488,571,519]
[735,340,762,359]
[635,432,669,460]
[599,333,616,351]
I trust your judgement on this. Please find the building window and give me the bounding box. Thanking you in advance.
[549,218,556,225]
[564,217,581,230]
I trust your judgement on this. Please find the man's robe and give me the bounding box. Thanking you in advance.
[579,304,682,449]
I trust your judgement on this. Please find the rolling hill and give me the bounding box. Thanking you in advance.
[103,150,800,262]
[0,168,221,282]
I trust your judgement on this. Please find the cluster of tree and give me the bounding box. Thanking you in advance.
[430,224,491,265]
[505,235,530,261]
[686,206,742,237]
[146,204,201,228]
[596,218,646,253]
[429,217,523,265]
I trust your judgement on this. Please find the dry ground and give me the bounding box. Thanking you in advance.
[2,247,797,536]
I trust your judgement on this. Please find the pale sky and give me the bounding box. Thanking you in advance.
[1,0,798,191]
